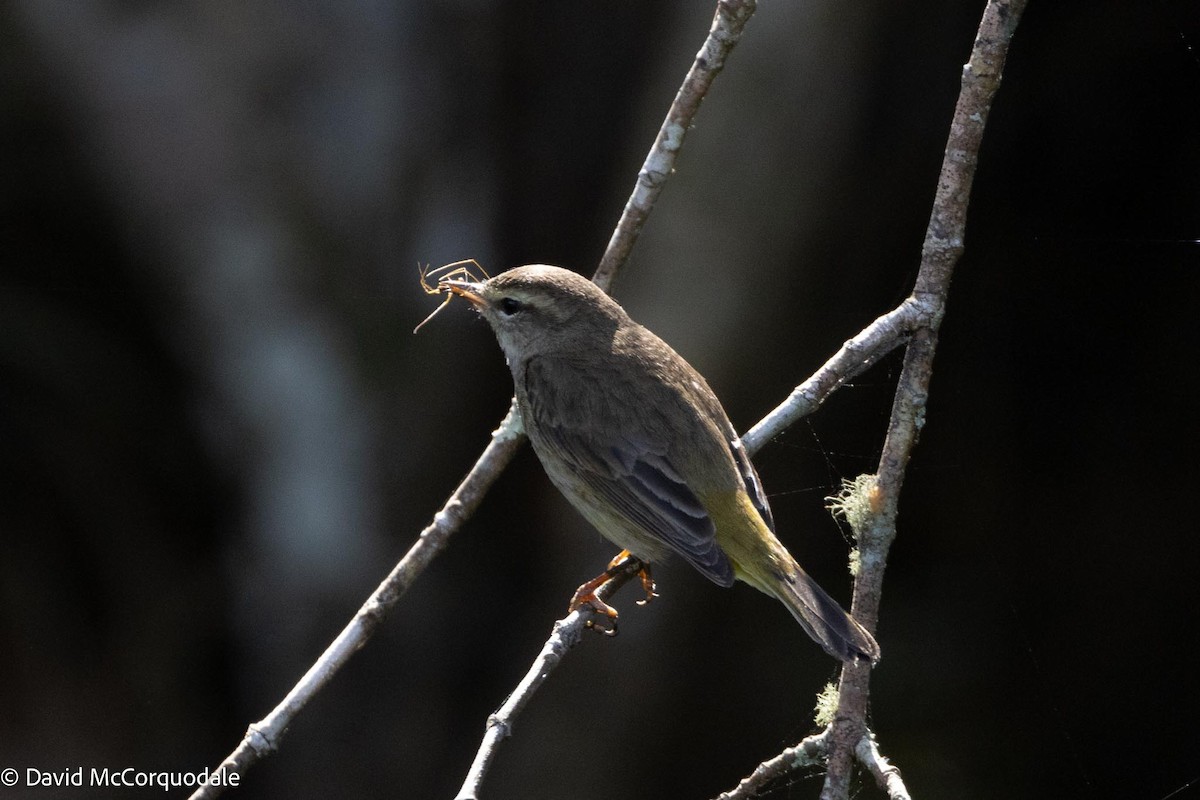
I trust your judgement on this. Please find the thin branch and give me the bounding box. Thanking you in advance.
[820,2,1029,798]
[742,298,929,455]
[189,402,527,800]
[712,730,829,800]
[710,728,910,800]
[592,0,757,293]
[855,733,911,800]
[453,567,638,800]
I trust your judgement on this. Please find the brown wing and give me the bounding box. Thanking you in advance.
[520,355,735,587]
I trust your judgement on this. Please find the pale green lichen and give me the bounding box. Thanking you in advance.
[826,473,878,537]
[813,682,839,728]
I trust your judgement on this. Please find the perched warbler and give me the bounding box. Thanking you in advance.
[441,264,879,664]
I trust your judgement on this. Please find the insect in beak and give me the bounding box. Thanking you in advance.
[442,279,487,308]
[413,259,490,333]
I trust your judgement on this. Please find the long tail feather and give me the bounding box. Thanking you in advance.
[766,558,880,664]
[711,492,880,663]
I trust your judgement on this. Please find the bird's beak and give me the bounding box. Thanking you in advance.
[443,279,487,309]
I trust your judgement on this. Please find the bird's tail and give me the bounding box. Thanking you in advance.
[720,513,880,663]
[758,553,880,664]
[709,490,880,663]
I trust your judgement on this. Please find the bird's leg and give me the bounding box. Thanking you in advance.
[569,550,655,636]
[603,550,657,604]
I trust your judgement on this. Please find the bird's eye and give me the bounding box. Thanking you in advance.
[498,297,524,316]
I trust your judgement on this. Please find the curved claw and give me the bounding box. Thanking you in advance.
[585,617,620,637]
[574,593,621,637]
[634,565,658,606]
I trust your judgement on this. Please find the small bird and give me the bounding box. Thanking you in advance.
[440,264,879,664]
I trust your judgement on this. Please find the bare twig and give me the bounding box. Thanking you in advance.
[592,0,757,293]
[819,2,1029,798]
[711,728,911,800]
[453,567,638,800]
[742,298,926,454]
[855,733,912,800]
[712,730,829,800]
[189,402,527,800]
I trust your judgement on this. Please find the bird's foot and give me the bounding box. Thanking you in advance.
[569,551,657,636]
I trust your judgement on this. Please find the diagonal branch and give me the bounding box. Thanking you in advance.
[188,402,526,800]
[742,297,929,454]
[855,732,912,800]
[714,731,830,800]
[820,2,1029,798]
[453,566,639,800]
[593,0,757,292]
[711,728,909,800]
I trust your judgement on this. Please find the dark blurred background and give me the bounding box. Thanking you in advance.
[2,0,1198,798]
